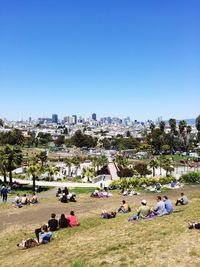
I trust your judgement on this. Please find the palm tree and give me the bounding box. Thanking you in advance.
[196,115,200,141]
[38,151,48,167]
[0,149,7,183]
[149,158,159,177]
[71,156,81,176]
[169,118,176,155]
[150,123,155,133]
[27,163,41,192]
[92,157,100,171]
[65,158,72,176]
[45,166,60,181]
[159,121,166,134]
[82,168,96,182]
[98,155,108,169]
[116,155,128,168]
[162,157,174,176]
[3,145,22,186]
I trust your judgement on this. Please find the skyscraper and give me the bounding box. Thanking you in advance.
[72,115,77,124]
[92,113,97,121]
[52,114,58,124]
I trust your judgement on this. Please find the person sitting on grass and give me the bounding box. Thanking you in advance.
[163,196,173,214]
[48,213,59,232]
[56,188,62,197]
[188,222,200,230]
[153,196,167,216]
[118,200,131,213]
[21,194,29,205]
[59,214,70,228]
[67,192,76,202]
[175,192,188,206]
[101,210,116,219]
[38,224,53,244]
[60,193,68,203]
[14,194,22,208]
[30,192,38,204]
[129,200,151,221]
[66,211,79,227]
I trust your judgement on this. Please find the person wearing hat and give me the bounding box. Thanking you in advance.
[128,200,151,221]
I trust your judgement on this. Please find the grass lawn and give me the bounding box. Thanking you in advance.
[1,186,200,267]
[0,185,52,196]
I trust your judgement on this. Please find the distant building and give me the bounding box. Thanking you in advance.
[92,113,97,121]
[72,115,77,124]
[52,114,58,124]
[64,116,73,124]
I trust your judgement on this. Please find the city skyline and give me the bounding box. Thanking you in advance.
[0,1,199,120]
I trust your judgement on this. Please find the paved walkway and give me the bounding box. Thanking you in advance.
[0,177,96,188]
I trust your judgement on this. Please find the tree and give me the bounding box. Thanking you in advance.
[71,156,81,176]
[150,123,155,133]
[0,118,4,127]
[149,158,159,177]
[134,163,152,177]
[178,120,187,135]
[162,157,174,176]
[45,165,60,181]
[116,155,128,168]
[0,149,7,183]
[98,155,108,169]
[38,151,48,167]
[65,158,72,176]
[169,118,176,154]
[3,145,22,186]
[71,130,97,148]
[54,135,65,147]
[27,163,41,192]
[82,168,96,182]
[159,121,166,133]
[196,115,200,141]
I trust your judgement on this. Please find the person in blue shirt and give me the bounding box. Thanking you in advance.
[39,225,52,244]
[1,186,9,203]
[163,196,173,214]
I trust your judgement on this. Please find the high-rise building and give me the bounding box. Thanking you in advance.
[72,115,77,124]
[52,114,58,124]
[92,113,97,121]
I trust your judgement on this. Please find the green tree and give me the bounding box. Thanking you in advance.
[196,115,200,141]
[0,149,7,183]
[150,123,155,133]
[134,163,152,177]
[3,145,22,186]
[65,158,72,176]
[169,118,176,154]
[159,121,166,133]
[38,151,48,167]
[116,155,128,168]
[162,157,174,176]
[0,118,4,127]
[149,158,159,177]
[27,163,41,192]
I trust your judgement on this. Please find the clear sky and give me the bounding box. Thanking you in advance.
[0,0,199,121]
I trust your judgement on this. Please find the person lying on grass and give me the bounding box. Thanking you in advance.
[18,225,52,249]
[188,222,200,229]
[128,200,151,221]
[101,210,116,219]
[118,200,131,213]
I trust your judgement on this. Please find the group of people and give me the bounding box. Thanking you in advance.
[91,188,113,198]
[56,187,76,203]
[18,211,79,249]
[14,193,38,208]
[100,193,189,222]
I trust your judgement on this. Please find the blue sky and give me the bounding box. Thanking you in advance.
[0,0,199,121]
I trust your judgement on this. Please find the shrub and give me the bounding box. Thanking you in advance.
[180,171,200,183]
[109,176,175,189]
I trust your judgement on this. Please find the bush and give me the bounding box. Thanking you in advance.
[109,176,175,189]
[180,171,200,183]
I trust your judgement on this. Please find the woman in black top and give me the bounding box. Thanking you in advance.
[59,214,70,228]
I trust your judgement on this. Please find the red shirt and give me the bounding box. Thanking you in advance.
[66,215,78,227]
